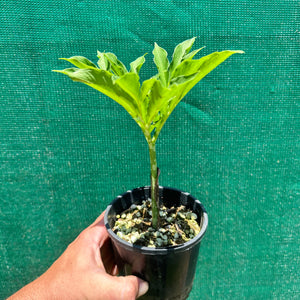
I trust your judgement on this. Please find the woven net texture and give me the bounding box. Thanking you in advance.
[0,1,299,299]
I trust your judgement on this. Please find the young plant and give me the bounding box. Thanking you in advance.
[54,37,243,229]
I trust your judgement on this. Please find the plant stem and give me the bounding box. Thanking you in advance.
[148,141,160,229]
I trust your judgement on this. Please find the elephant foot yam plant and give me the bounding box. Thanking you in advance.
[54,37,243,246]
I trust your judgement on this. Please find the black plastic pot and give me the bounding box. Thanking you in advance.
[104,186,208,300]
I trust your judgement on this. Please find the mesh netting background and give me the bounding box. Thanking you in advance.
[0,1,299,299]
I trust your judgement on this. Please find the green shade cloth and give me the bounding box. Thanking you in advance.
[0,1,299,299]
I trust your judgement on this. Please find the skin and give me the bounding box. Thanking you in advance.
[8,212,149,300]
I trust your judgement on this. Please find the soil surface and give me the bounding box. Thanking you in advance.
[113,199,201,248]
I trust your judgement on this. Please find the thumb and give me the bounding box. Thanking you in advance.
[116,275,149,299]
[136,277,149,298]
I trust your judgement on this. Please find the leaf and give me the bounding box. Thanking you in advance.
[53,67,140,121]
[104,52,128,76]
[152,42,169,87]
[172,50,244,100]
[146,80,176,125]
[60,56,97,69]
[151,50,244,141]
[130,54,146,74]
[97,51,109,70]
[140,77,157,121]
[182,47,205,60]
[168,37,196,77]
[170,73,198,85]
[115,73,141,107]
[55,42,244,146]
[149,83,181,141]
[141,77,157,101]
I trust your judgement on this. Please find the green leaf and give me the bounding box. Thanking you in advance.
[146,80,176,125]
[149,83,181,141]
[153,42,169,87]
[182,47,205,60]
[53,67,140,121]
[151,49,244,141]
[60,56,97,69]
[172,50,244,100]
[130,54,146,74]
[141,77,157,101]
[97,51,109,70]
[168,37,196,77]
[140,77,157,121]
[170,73,198,85]
[55,41,244,145]
[104,52,128,76]
[115,73,141,107]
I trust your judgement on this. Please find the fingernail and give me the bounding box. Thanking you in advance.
[137,279,149,298]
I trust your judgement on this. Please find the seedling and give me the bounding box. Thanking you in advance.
[54,37,243,230]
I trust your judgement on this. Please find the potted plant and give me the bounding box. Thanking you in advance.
[54,37,243,299]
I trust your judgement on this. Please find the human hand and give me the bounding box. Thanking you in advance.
[8,211,149,300]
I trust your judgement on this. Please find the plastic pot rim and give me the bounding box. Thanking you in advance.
[104,186,208,255]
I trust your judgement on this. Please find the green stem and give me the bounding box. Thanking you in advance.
[148,141,160,229]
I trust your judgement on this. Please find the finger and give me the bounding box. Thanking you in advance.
[136,277,149,299]
[107,275,149,299]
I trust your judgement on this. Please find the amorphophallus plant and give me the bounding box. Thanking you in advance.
[54,37,243,231]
